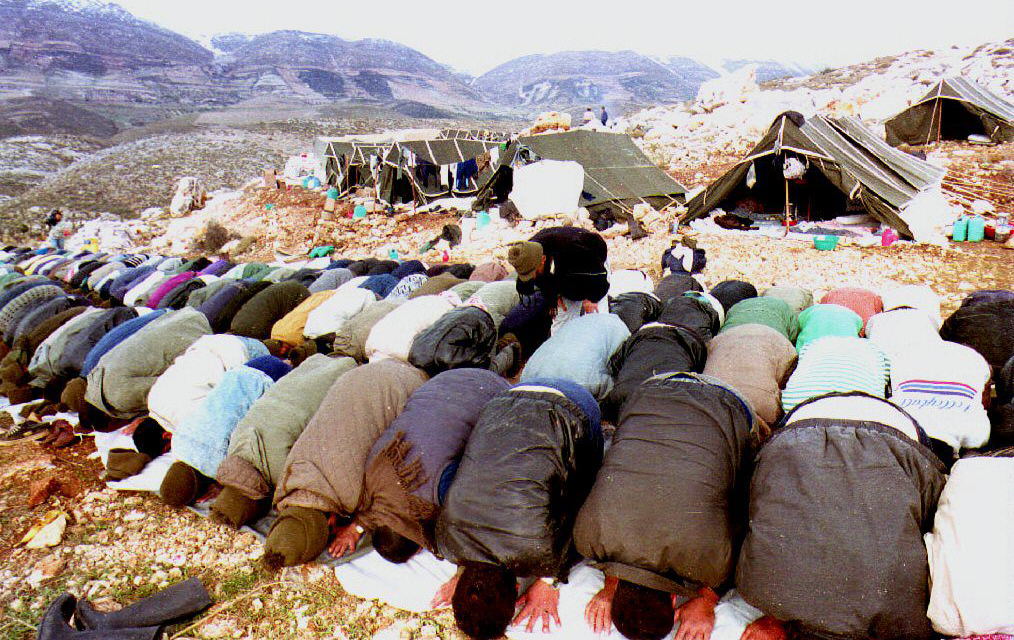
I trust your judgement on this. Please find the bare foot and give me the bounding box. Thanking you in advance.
[741,615,787,640]
[674,588,719,640]
[585,575,618,634]
[513,579,561,634]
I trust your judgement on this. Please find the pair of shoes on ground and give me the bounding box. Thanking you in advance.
[38,578,211,639]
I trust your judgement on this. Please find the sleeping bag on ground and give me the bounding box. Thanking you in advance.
[735,393,946,640]
[575,373,754,595]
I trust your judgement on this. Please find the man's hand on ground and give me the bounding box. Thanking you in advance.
[584,575,618,634]
[674,588,719,640]
[327,522,361,558]
[513,579,561,633]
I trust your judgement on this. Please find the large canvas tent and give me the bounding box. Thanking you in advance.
[377,138,502,205]
[685,113,946,240]
[475,129,688,216]
[885,77,1014,146]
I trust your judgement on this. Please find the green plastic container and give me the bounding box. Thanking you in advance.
[813,235,839,250]
[353,205,367,219]
[952,217,968,242]
[966,216,985,242]
[326,187,339,199]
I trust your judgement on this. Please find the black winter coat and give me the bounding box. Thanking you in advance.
[436,386,602,578]
[575,373,754,595]
[603,324,707,420]
[608,292,662,333]
[940,295,1014,369]
[408,306,496,377]
[654,273,703,303]
[54,307,137,379]
[736,394,947,640]
[657,296,719,340]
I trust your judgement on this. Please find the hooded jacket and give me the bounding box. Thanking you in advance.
[575,373,754,595]
[86,308,213,419]
[274,359,428,515]
[736,393,946,640]
[147,334,266,433]
[435,380,603,578]
[217,354,357,501]
[358,369,509,549]
[521,313,630,399]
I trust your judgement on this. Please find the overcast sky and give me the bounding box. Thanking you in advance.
[115,0,1013,75]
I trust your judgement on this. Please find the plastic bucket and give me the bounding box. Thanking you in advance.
[813,235,839,251]
[353,205,367,219]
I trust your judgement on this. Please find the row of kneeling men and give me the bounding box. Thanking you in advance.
[0,245,1011,640]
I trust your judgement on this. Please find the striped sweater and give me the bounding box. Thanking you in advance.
[782,336,890,412]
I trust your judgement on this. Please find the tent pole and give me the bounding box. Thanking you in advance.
[783,177,790,237]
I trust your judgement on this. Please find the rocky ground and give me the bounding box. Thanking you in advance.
[1,209,1011,639]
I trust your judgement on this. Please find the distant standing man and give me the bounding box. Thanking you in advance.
[600,106,609,126]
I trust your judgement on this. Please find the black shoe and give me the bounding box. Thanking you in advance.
[37,593,159,640]
[75,578,212,631]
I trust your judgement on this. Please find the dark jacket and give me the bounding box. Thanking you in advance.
[710,280,758,313]
[657,295,719,340]
[109,266,155,302]
[230,281,310,340]
[10,296,84,347]
[436,380,603,578]
[519,227,609,303]
[198,281,261,333]
[608,292,662,333]
[736,394,947,640]
[576,373,754,595]
[604,324,708,420]
[359,369,510,549]
[654,273,703,303]
[80,309,168,377]
[940,294,1014,369]
[408,306,497,377]
[54,307,138,379]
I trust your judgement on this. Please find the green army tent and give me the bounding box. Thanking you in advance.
[885,77,1014,146]
[685,113,945,240]
[475,129,687,216]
